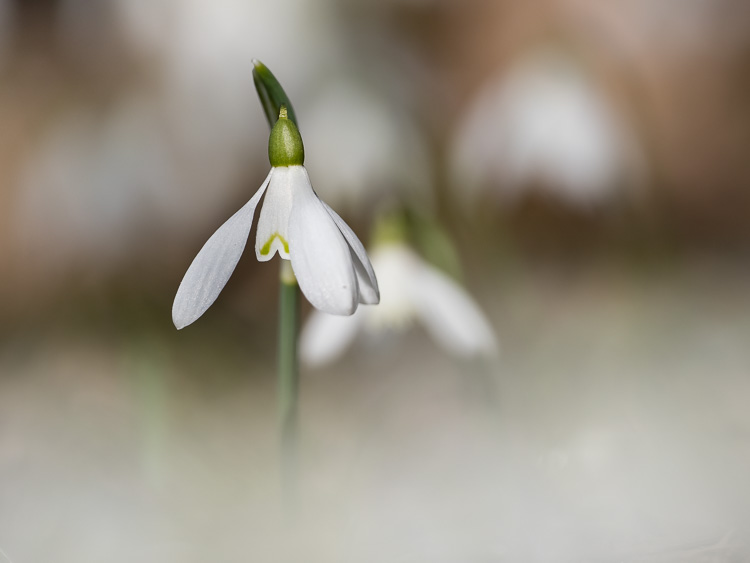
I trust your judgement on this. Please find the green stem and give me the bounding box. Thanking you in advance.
[253,59,301,498]
[278,260,299,489]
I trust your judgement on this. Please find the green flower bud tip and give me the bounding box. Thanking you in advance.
[269,106,305,167]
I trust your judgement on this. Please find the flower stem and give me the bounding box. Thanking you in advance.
[253,60,301,500]
[278,260,299,491]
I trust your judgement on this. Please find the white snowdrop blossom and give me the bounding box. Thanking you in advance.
[172,108,379,329]
[300,242,497,366]
[451,51,646,207]
[13,96,179,274]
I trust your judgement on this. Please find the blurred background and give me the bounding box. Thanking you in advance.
[1,0,750,561]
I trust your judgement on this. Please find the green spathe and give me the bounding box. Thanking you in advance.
[252,59,298,129]
[269,107,305,167]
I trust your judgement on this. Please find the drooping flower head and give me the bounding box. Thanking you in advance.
[450,50,647,207]
[300,212,497,366]
[172,107,379,329]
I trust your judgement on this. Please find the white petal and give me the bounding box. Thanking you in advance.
[411,261,498,358]
[299,309,364,367]
[288,167,359,315]
[255,167,292,261]
[172,170,272,329]
[321,201,380,305]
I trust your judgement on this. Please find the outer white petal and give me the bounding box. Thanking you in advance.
[287,166,359,315]
[255,167,292,261]
[299,309,364,367]
[321,201,380,305]
[172,170,272,329]
[411,260,498,358]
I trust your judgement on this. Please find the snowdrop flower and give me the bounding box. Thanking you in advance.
[451,51,646,207]
[300,241,497,366]
[172,107,379,329]
[13,96,179,275]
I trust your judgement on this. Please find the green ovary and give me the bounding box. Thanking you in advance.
[260,233,290,256]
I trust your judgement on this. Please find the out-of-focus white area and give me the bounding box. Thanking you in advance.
[13,97,180,274]
[302,80,432,213]
[2,265,749,562]
[451,51,646,207]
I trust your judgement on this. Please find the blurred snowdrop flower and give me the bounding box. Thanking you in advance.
[300,230,497,367]
[451,51,646,207]
[172,108,379,329]
[302,80,432,212]
[12,95,179,272]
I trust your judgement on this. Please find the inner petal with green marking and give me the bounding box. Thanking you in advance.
[255,167,294,262]
[260,233,290,257]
